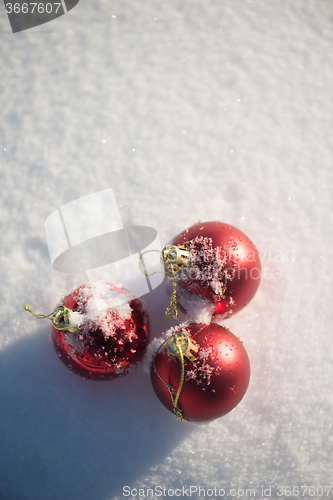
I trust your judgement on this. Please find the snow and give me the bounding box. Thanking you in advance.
[68,310,84,329]
[74,282,133,338]
[184,235,231,299]
[1,0,333,499]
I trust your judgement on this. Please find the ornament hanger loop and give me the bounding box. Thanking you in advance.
[153,331,197,422]
[163,245,190,320]
[162,245,190,272]
[138,245,190,320]
[23,303,53,320]
[138,249,164,277]
[23,303,80,334]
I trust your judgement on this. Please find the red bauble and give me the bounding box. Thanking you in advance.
[52,282,150,380]
[170,221,261,318]
[151,323,250,422]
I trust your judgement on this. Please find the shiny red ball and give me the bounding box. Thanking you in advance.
[151,323,250,422]
[172,221,261,317]
[52,283,150,380]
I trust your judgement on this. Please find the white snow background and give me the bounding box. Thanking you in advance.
[0,1,332,499]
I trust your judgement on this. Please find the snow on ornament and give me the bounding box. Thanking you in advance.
[163,221,261,321]
[150,322,250,423]
[24,282,150,380]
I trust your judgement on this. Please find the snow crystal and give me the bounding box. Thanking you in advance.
[75,282,133,340]
[213,310,234,324]
[177,287,215,325]
[180,235,238,301]
[68,310,84,329]
[185,345,218,387]
[164,274,215,324]
[145,322,219,388]
[163,235,241,323]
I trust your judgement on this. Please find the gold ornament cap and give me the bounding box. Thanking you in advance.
[24,303,82,334]
[162,245,190,271]
[166,332,198,362]
[52,306,80,333]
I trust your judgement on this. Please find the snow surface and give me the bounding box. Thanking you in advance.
[0,0,333,499]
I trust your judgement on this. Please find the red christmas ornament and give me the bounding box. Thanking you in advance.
[26,282,150,380]
[151,323,250,422]
[163,221,261,319]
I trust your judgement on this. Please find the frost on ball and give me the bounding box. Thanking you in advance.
[150,322,250,423]
[51,282,150,380]
[168,221,261,321]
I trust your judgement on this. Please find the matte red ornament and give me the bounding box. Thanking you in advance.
[168,221,261,318]
[51,282,150,380]
[151,323,250,422]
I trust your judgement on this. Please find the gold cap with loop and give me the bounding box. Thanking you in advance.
[138,244,191,319]
[23,303,81,334]
[166,332,198,362]
[51,306,80,333]
[162,244,191,319]
[153,330,199,422]
[162,245,190,272]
